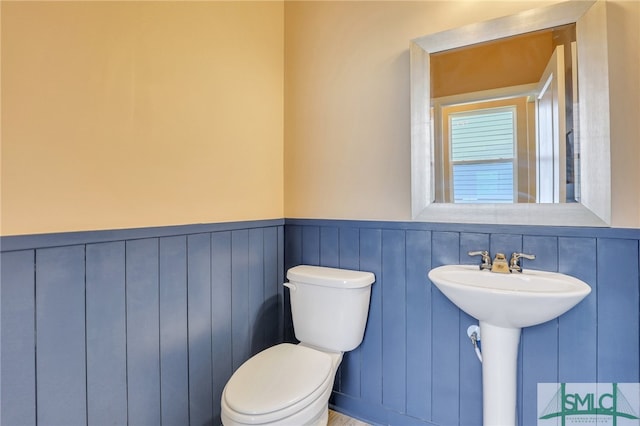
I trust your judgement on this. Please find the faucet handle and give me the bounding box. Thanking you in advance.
[468,250,492,270]
[509,252,536,272]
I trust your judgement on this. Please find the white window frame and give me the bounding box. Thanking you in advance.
[448,106,517,203]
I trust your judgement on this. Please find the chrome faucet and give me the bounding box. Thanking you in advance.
[468,250,536,273]
[509,252,536,272]
[468,250,492,270]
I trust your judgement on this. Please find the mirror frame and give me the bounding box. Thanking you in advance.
[410,0,611,226]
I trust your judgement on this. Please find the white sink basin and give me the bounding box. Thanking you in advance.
[428,265,591,328]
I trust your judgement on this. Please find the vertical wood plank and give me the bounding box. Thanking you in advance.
[597,238,640,382]
[489,233,522,259]
[126,238,161,426]
[558,237,597,382]
[460,232,490,265]
[263,227,282,347]
[458,233,487,425]
[457,309,483,426]
[320,226,339,268]
[283,225,302,342]
[277,226,286,343]
[284,225,302,270]
[339,227,360,271]
[187,233,214,426]
[249,228,266,355]
[520,235,559,424]
[36,245,87,426]
[160,236,189,425]
[338,227,361,397]
[231,230,250,370]
[406,230,432,421]
[211,231,233,423]
[523,235,557,272]
[430,231,460,426]
[359,228,383,405]
[86,242,127,426]
[1,250,36,426]
[301,226,320,265]
[381,229,406,412]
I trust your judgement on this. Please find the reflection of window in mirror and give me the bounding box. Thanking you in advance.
[437,97,535,204]
[449,107,516,204]
[430,24,577,204]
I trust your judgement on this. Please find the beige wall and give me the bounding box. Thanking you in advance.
[284,0,640,227]
[1,1,284,235]
[607,0,640,226]
[2,1,638,235]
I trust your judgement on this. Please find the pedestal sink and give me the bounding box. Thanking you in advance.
[428,265,591,426]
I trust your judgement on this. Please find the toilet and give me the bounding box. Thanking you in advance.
[221,265,375,426]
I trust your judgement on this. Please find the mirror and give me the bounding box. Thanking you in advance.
[410,0,611,226]
[431,25,577,204]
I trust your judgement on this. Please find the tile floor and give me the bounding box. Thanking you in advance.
[328,409,371,426]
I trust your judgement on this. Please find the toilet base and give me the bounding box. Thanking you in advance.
[221,391,330,426]
[313,406,329,426]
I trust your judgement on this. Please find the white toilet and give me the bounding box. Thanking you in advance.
[220,265,375,426]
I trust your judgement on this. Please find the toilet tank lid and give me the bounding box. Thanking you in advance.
[287,265,375,288]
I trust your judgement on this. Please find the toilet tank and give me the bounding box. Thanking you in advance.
[285,265,375,352]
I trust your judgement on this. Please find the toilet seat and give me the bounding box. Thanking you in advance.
[222,343,335,424]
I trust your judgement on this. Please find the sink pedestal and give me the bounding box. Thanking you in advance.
[427,264,592,426]
[479,322,521,426]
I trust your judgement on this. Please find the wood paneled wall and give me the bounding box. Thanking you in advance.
[2,219,639,426]
[285,219,640,426]
[1,221,284,426]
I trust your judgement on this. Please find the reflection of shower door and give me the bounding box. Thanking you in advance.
[536,45,566,203]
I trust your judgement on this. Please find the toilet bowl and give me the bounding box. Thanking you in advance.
[221,265,375,426]
[221,344,342,426]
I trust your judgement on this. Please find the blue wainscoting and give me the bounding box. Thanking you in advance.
[1,220,284,426]
[285,219,640,426]
[3,218,640,426]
